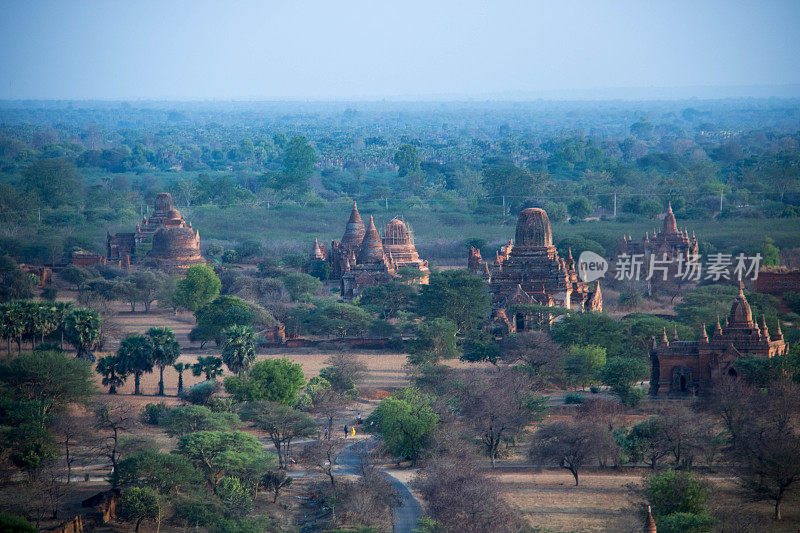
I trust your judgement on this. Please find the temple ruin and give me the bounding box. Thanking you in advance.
[616,202,699,260]
[108,193,204,273]
[650,283,787,395]
[312,202,429,298]
[484,208,602,334]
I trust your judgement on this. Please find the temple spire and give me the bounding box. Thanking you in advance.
[700,323,709,342]
[661,327,669,344]
[672,325,679,341]
[715,315,722,334]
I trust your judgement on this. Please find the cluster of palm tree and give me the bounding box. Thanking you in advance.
[96,327,181,395]
[0,300,101,359]
[96,324,258,396]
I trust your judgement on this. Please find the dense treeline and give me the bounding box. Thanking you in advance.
[1,100,799,266]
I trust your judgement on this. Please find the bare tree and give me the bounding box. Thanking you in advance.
[460,368,545,466]
[322,352,367,392]
[93,402,138,477]
[529,419,616,486]
[412,456,522,533]
[302,438,344,522]
[711,379,800,520]
[52,412,93,484]
[499,331,566,387]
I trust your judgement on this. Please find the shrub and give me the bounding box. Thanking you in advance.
[564,392,585,404]
[657,512,718,533]
[181,380,221,406]
[0,513,37,532]
[141,402,171,425]
[589,386,600,394]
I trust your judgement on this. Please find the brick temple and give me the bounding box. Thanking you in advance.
[616,202,699,260]
[650,283,787,395]
[483,208,602,334]
[312,202,429,298]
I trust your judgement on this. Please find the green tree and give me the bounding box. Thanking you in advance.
[358,282,416,319]
[112,450,203,495]
[192,356,224,381]
[241,401,318,468]
[460,329,501,364]
[645,470,717,533]
[117,487,161,532]
[147,327,180,396]
[551,311,626,358]
[0,302,26,354]
[173,362,188,395]
[758,237,780,267]
[409,318,459,365]
[160,405,240,436]
[394,144,422,177]
[215,476,253,518]
[96,355,127,394]
[64,308,101,360]
[601,357,648,405]
[281,272,322,301]
[282,135,317,189]
[21,158,83,208]
[261,469,293,503]
[416,270,490,332]
[172,265,221,312]
[175,430,274,487]
[193,296,254,346]
[221,325,256,377]
[564,344,607,389]
[366,387,439,464]
[0,256,34,302]
[116,334,155,395]
[309,302,372,337]
[568,196,593,220]
[224,358,305,404]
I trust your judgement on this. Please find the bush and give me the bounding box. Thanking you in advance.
[41,287,58,300]
[0,513,37,532]
[589,386,600,394]
[645,470,709,517]
[564,392,585,404]
[181,380,221,406]
[657,512,718,533]
[141,402,171,425]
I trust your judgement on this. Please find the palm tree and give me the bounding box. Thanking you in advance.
[64,308,102,361]
[192,356,223,381]
[221,325,256,377]
[173,362,188,395]
[96,355,127,394]
[3,302,26,355]
[116,334,155,395]
[53,301,73,351]
[147,326,180,396]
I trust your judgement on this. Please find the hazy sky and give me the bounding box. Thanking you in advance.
[1,0,799,100]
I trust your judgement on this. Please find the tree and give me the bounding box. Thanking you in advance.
[411,456,522,532]
[394,144,422,177]
[281,272,322,301]
[645,470,717,533]
[308,302,372,337]
[165,363,186,398]
[96,355,127,394]
[116,334,155,395]
[261,470,292,503]
[0,302,26,354]
[112,450,203,495]
[366,387,439,464]
[568,196,593,220]
[409,318,459,365]
[460,329,501,364]
[241,401,318,468]
[160,405,240,437]
[192,356,223,381]
[358,282,416,319]
[21,158,83,208]
[711,379,800,520]
[221,325,256,377]
[117,487,161,532]
[224,358,305,404]
[0,256,34,302]
[172,265,221,312]
[601,357,648,405]
[64,308,101,360]
[319,352,366,393]
[215,476,252,518]
[147,327,180,396]
[529,420,616,485]
[300,377,351,437]
[282,135,316,188]
[131,270,166,312]
[564,344,606,389]
[94,402,138,476]
[416,270,490,332]
[175,430,274,487]
[192,295,253,346]
[460,369,547,466]
[619,417,672,470]
[551,311,626,358]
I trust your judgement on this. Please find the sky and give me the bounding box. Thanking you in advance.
[1,0,799,101]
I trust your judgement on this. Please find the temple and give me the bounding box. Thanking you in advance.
[485,208,602,334]
[108,193,204,273]
[313,203,429,298]
[650,283,788,395]
[616,202,699,260]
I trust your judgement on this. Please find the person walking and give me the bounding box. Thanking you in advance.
[343,425,349,438]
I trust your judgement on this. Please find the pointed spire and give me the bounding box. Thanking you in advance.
[738,280,745,297]
[661,327,669,344]
[645,505,657,533]
[761,316,770,340]
[715,315,722,334]
[673,325,679,341]
[667,201,673,213]
[357,216,385,264]
[700,323,709,342]
[776,319,783,338]
[341,202,366,249]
